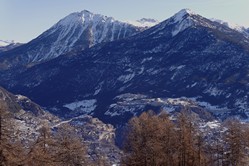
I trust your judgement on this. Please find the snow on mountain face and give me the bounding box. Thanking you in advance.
[149,8,248,41]
[0,40,13,47]
[0,40,19,48]
[128,18,159,28]
[0,10,142,69]
[49,10,140,48]
[0,40,22,53]
[172,12,194,36]
[104,94,216,125]
[211,18,249,36]
[150,8,197,37]
[2,9,249,126]
[172,8,195,23]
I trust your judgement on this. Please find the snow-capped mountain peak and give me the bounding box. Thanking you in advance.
[172,8,195,23]
[41,10,142,57]
[55,12,82,27]
[56,10,116,28]
[158,8,197,37]
[0,10,142,68]
[81,9,91,14]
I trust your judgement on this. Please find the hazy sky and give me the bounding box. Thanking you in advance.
[1,0,248,43]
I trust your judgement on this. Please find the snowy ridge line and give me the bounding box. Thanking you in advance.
[1,9,142,66]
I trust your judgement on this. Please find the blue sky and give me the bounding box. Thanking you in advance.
[1,0,248,42]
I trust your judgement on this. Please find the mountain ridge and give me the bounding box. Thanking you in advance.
[0,10,143,69]
[2,9,249,126]
[0,40,23,53]
[127,18,159,28]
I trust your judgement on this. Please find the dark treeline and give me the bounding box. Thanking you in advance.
[0,101,108,166]
[122,110,249,166]
[2,97,249,166]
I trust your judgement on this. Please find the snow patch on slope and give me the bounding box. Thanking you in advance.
[127,18,159,28]
[167,98,192,106]
[170,9,195,36]
[0,40,16,47]
[203,121,220,129]
[16,95,29,100]
[117,73,135,83]
[172,19,193,36]
[172,8,195,23]
[63,99,97,114]
[211,18,249,35]
[21,10,141,64]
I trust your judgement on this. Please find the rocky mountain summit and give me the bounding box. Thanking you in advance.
[0,10,142,69]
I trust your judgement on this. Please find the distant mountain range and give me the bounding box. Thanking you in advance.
[127,18,159,28]
[211,18,249,36]
[0,40,23,53]
[1,9,249,127]
[0,40,14,47]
